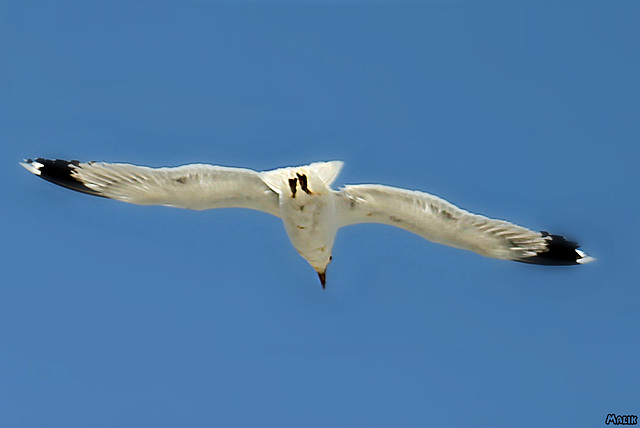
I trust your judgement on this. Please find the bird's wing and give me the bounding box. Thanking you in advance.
[21,158,280,216]
[334,184,593,265]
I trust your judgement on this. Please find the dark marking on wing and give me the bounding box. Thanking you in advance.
[288,177,297,198]
[296,173,311,194]
[440,210,454,220]
[31,158,106,198]
[173,177,188,184]
[389,215,403,224]
[516,232,585,265]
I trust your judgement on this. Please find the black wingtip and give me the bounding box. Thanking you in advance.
[517,231,595,266]
[21,158,105,198]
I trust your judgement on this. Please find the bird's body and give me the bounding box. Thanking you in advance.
[21,158,594,287]
[259,162,343,284]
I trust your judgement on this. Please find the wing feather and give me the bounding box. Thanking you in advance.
[21,158,280,216]
[334,184,593,265]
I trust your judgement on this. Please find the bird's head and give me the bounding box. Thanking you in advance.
[309,254,333,290]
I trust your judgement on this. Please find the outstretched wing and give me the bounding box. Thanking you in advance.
[334,184,593,265]
[21,158,280,216]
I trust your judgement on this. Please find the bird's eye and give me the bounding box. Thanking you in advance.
[329,256,333,261]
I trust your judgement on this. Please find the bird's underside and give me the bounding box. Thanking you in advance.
[21,158,594,287]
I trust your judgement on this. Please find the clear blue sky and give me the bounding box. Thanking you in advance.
[2,1,638,427]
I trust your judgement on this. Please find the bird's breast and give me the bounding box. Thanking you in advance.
[279,193,337,253]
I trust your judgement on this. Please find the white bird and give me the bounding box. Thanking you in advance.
[21,158,594,287]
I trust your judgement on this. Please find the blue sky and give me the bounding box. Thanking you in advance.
[2,0,638,426]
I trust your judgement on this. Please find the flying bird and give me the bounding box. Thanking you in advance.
[21,158,594,287]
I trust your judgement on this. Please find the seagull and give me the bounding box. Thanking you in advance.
[21,158,594,288]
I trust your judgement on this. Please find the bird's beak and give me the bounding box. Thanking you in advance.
[317,271,326,289]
